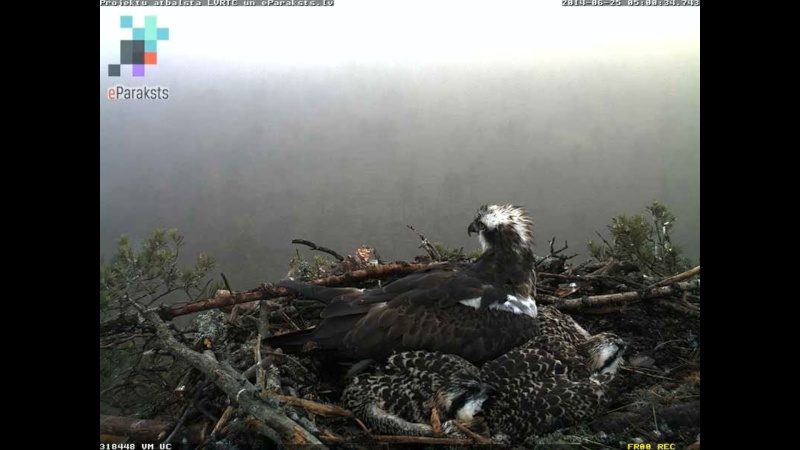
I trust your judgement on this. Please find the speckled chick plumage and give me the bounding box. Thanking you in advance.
[341,351,494,437]
[341,306,626,443]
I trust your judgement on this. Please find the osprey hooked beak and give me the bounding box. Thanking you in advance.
[467,221,484,237]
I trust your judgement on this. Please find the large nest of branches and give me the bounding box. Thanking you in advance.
[100,227,700,449]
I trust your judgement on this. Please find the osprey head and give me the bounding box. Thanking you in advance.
[582,332,626,376]
[468,204,534,252]
[435,370,496,422]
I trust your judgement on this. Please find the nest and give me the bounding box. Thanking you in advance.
[100,243,700,449]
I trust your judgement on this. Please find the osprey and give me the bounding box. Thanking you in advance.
[265,204,539,364]
[480,329,626,441]
[342,351,494,437]
[341,309,626,443]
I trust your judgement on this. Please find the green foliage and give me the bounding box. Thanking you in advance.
[292,250,337,280]
[100,229,218,414]
[312,255,334,274]
[587,201,691,276]
[431,242,480,261]
[100,228,217,315]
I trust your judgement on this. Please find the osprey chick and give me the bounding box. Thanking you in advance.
[265,204,539,364]
[341,311,626,443]
[342,351,494,437]
[482,330,626,441]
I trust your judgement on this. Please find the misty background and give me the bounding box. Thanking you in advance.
[100,2,700,291]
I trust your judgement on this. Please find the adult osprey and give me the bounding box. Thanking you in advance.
[265,204,539,364]
[342,311,626,443]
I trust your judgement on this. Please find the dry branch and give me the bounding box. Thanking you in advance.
[291,239,345,262]
[262,392,354,417]
[647,265,701,289]
[166,262,427,318]
[126,298,326,447]
[100,415,206,444]
[320,434,474,445]
[406,224,443,261]
[538,280,700,310]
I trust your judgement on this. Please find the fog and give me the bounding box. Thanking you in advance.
[100,2,700,290]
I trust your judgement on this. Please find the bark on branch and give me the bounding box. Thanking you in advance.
[165,262,427,318]
[126,298,326,447]
[263,392,354,417]
[320,434,474,445]
[647,265,701,289]
[538,280,700,311]
[100,415,206,444]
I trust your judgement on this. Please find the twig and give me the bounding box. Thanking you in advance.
[291,239,345,262]
[366,435,474,445]
[279,309,301,331]
[262,392,353,417]
[595,231,614,252]
[548,236,569,256]
[165,404,193,443]
[406,225,442,261]
[430,406,441,434]
[452,421,491,444]
[620,366,676,381]
[210,406,235,437]
[354,418,372,435]
[220,272,234,294]
[652,405,658,433]
[535,236,575,268]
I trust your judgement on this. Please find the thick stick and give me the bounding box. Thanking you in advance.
[539,280,700,310]
[100,415,205,444]
[166,262,427,318]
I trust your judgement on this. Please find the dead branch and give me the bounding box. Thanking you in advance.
[262,392,354,417]
[210,406,235,436]
[538,280,700,310]
[165,262,428,318]
[291,239,345,262]
[319,434,475,445]
[430,406,441,434]
[100,414,206,444]
[303,262,427,287]
[648,265,701,289]
[126,298,326,447]
[549,236,569,256]
[407,225,443,261]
